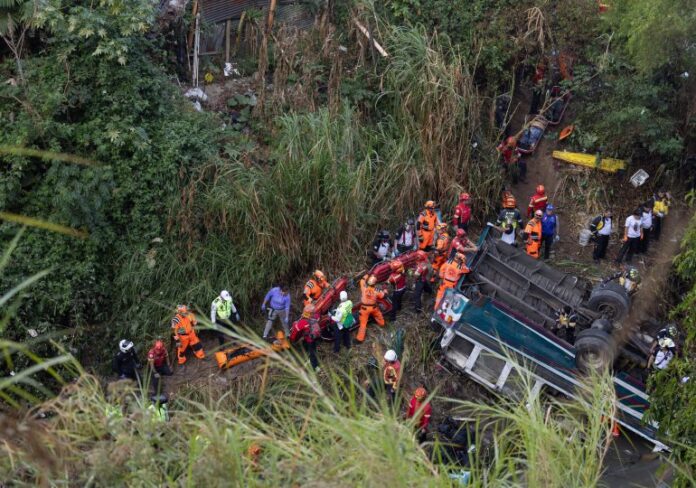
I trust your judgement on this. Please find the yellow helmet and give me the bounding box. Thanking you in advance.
[425,200,436,209]
[313,270,326,281]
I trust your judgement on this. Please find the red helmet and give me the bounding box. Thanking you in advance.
[302,304,316,318]
[414,387,427,401]
[536,184,545,194]
[459,192,471,202]
[154,340,164,350]
[456,228,466,238]
[505,136,517,148]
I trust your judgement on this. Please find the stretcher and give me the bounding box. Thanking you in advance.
[546,87,571,126]
[552,150,626,173]
[517,116,548,154]
[214,332,291,369]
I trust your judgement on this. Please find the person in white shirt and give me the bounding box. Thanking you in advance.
[648,337,675,370]
[639,206,653,254]
[616,208,643,264]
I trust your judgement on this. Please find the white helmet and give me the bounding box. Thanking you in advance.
[384,349,397,362]
[220,290,232,301]
[339,291,348,302]
[659,337,675,349]
[119,340,134,353]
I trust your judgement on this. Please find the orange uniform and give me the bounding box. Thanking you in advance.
[417,209,438,250]
[435,260,469,309]
[171,311,205,364]
[431,230,451,279]
[303,277,329,307]
[356,276,386,342]
[524,218,542,259]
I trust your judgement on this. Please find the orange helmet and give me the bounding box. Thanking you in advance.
[459,192,471,202]
[390,261,404,272]
[424,200,435,209]
[536,184,545,194]
[437,222,448,231]
[154,340,164,350]
[313,270,326,281]
[505,136,517,148]
[415,250,429,262]
[454,252,466,263]
[456,228,466,238]
[248,443,262,456]
[275,330,286,340]
[503,194,517,209]
[367,275,378,286]
[302,304,316,318]
[414,387,427,401]
[176,304,188,314]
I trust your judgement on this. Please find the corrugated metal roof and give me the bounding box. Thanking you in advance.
[200,0,313,27]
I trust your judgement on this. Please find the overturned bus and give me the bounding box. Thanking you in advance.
[432,224,666,449]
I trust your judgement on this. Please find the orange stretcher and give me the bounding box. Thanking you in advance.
[214,332,290,369]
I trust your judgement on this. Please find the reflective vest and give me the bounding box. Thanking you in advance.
[440,261,468,283]
[360,278,385,306]
[653,199,669,217]
[148,404,169,422]
[212,297,232,320]
[171,313,196,338]
[418,210,438,233]
[524,219,542,258]
[383,360,401,387]
[304,278,327,301]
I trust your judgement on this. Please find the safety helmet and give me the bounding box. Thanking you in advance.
[220,290,232,301]
[414,387,427,401]
[546,204,555,211]
[339,291,348,302]
[119,340,134,353]
[390,260,405,272]
[505,136,517,147]
[313,270,326,281]
[503,194,517,209]
[534,210,543,218]
[628,267,639,280]
[384,349,397,362]
[454,252,466,262]
[248,443,262,456]
[536,185,545,194]
[154,340,164,350]
[367,275,378,286]
[459,192,471,202]
[456,228,466,238]
[424,200,435,209]
[415,250,429,262]
[379,230,391,240]
[658,337,675,349]
[302,305,316,318]
[276,330,286,340]
[437,223,449,231]
[176,304,188,314]
[667,323,678,338]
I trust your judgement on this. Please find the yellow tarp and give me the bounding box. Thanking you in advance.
[552,150,626,173]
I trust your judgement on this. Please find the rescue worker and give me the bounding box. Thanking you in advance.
[526,185,548,218]
[435,253,469,309]
[589,210,613,262]
[406,387,432,443]
[356,274,386,343]
[530,60,546,115]
[451,193,472,231]
[616,208,642,264]
[449,228,478,259]
[383,349,401,404]
[412,250,432,313]
[604,266,641,295]
[497,137,523,183]
[649,324,680,358]
[210,290,241,345]
[171,305,205,365]
[387,261,407,321]
[417,201,439,251]
[394,218,417,255]
[523,210,543,259]
[295,305,321,372]
[329,290,353,353]
[639,205,652,254]
[554,306,577,343]
[540,204,559,259]
[261,285,291,340]
[495,193,523,246]
[431,223,451,281]
[371,230,393,264]
[147,339,173,393]
[303,270,329,307]
[113,339,141,382]
[651,190,671,241]
[148,394,170,423]
[647,337,675,370]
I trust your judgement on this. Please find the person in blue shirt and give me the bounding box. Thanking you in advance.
[261,285,291,340]
[541,204,559,259]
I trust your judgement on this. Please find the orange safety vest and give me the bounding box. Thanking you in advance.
[435,233,451,255]
[524,219,542,258]
[440,260,469,283]
[418,210,438,234]
[303,278,327,301]
[171,312,197,338]
[360,278,385,306]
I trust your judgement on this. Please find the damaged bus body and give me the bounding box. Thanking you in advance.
[433,224,666,449]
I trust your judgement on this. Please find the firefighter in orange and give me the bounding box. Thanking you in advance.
[303,269,329,307]
[417,200,439,251]
[435,253,469,309]
[431,223,451,281]
[356,274,386,343]
[524,210,543,259]
[171,305,205,365]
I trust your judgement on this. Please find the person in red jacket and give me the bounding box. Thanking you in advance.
[452,193,472,231]
[449,228,478,259]
[387,261,407,321]
[406,387,432,443]
[294,305,321,372]
[527,184,548,218]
